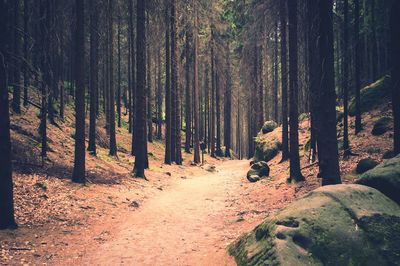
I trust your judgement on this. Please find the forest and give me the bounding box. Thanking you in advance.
[0,0,399,265]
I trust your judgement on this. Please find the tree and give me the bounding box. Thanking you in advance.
[164,0,172,164]
[184,29,192,154]
[108,0,118,157]
[0,0,17,230]
[317,0,341,185]
[71,0,86,184]
[287,0,305,182]
[88,0,99,156]
[280,0,289,162]
[12,0,21,114]
[354,0,362,134]
[224,45,232,158]
[133,0,147,178]
[390,0,400,155]
[342,0,351,157]
[193,9,201,163]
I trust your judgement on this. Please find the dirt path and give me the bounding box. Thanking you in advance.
[81,160,249,266]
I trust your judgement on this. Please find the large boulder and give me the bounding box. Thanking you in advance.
[229,184,400,266]
[246,161,270,183]
[349,76,391,116]
[372,116,393,136]
[356,155,400,205]
[254,140,281,163]
[356,158,379,174]
[261,121,278,134]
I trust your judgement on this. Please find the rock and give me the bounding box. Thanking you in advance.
[349,76,391,116]
[247,174,261,183]
[372,116,393,136]
[229,184,400,266]
[382,150,395,159]
[254,140,281,163]
[356,155,400,204]
[261,121,278,134]
[356,158,379,174]
[246,161,270,182]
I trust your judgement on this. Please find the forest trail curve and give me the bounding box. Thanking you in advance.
[81,159,250,266]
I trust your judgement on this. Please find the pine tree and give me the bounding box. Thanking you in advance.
[72,0,86,184]
[288,0,304,182]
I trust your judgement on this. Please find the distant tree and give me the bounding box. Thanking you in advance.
[287,0,305,182]
[317,0,341,185]
[342,0,351,157]
[88,0,99,156]
[108,0,118,157]
[133,0,148,178]
[72,0,86,184]
[164,0,172,164]
[280,0,289,162]
[184,29,192,154]
[193,9,201,163]
[390,0,400,155]
[0,0,17,230]
[224,45,232,158]
[12,0,21,114]
[354,0,362,134]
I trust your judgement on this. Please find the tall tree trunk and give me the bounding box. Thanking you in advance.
[108,0,117,156]
[342,0,351,156]
[0,0,17,229]
[133,0,147,178]
[146,16,153,143]
[12,0,21,114]
[317,0,341,185]
[280,0,289,162]
[390,0,400,155]
[354,0,362,134]
[171,0,181,164]
[164,0,172,164]
[117,15,122,128]
[224,45,232,158]
[72,0,86,184]
[273,22,279,122]
[88,0,98,156]
[288,0,304,182]
[193,9,200,163]
[156,48,163,140]
[23,0,29,107]
[215,72,222,156]
[39,0,48,162]
[184,30,192,153]
[210,33,216,158]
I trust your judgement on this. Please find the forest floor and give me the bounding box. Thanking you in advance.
[0,100,394,265]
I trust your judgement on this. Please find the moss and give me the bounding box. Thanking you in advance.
[349,76,391,116]
[261,121,278,134]
[254,140,280,162]
[356,155,400,204]
[229,184,400,266]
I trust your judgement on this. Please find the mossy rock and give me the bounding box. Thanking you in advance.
[372,116,393,136]
[246,161,270,182]
[382,150,396,159]
[261,121,278,134]
[349,76,391,117]
[229,184,400,266]
[356,155,400,205]
[254,140,281,163]
[356,158,379,174]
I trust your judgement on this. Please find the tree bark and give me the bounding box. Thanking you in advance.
[280,0,289,162]
[288,0,305,182]
[317,0,341,185]
[134,0,148,177]
[0,0,17,229]
[72,0,86,183]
